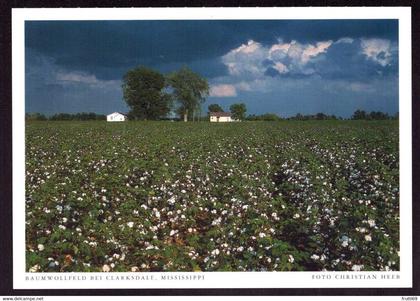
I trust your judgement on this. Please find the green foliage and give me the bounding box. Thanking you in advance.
[229,103,247,120]
[25,113,47,121]
[352,109,392,120]
[247,113,282,121]
[208,104,224,113]
[166,66,209,121]
[48,112,106,121]
[122,66,171,120]
[288,113,338,121]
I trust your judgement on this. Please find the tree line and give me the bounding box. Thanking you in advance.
[351,109,398,120]
[26,109,398,122]
[26,112,106,121]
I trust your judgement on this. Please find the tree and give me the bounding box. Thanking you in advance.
[230,103,247,120]
[167,66,209,122]
[208,104,224,113]
[352,109,367,120]
[246,113,281,121]
[25,113,47,121]
[316,113,326,120]
[122,66,171,120]
[368,111,389,120]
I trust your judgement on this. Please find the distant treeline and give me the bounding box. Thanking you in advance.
[351,110,398,120]
[287,113,341,121]
[246,113,283,121]
[247,113,341,121]
[248,110,398,121]
[26,110,398,122]
[26,112,106,121]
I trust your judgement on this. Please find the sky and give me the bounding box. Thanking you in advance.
[25,20,399,118]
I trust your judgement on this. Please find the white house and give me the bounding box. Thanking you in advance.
[209,112,233,122]
[107,112,128,122]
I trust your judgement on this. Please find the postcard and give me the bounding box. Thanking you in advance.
[12,6,412,289]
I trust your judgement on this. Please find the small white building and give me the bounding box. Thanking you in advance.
[209,112,233,122]
[107,112,127,122]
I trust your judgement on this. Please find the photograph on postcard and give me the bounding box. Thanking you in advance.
[24,18,400,273]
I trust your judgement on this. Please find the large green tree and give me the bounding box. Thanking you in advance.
[167,66,209,122]
[230,103,247,120]
[208,104,224,113]
[122,66,171,120]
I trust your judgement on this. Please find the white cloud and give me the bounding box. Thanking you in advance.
[360,38,392,67]
[301,41,332,64]
[232,39,261,54]
[336,37,354,44]
[235,81,252,91]
[222,40,267,77]
[222,38,334,83]
[56,71,120,89]
[269,39,332,66]
[209,84,237,97]
[273,62,289,74]
[56,72,99,85]
[322,81,376,94]
[348,82,376,93]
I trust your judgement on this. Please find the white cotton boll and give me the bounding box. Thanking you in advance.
[29,264,40,272]
[211,249,220,256]
[311,254,320,260]
[127,222,134,228]
[365,235,372,241]
[351,264,364,271]
[367,219,376,227]
[37,244,44,251]
[288,255,294,263]
[131,266,139,272]
[102,264,111,272]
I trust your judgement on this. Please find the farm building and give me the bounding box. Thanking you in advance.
[107,112,127,122]
[209,112,233,122]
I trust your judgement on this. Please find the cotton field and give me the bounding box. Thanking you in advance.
[25,121,399,272]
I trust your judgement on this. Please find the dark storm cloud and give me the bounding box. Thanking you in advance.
[25,20,398,80]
